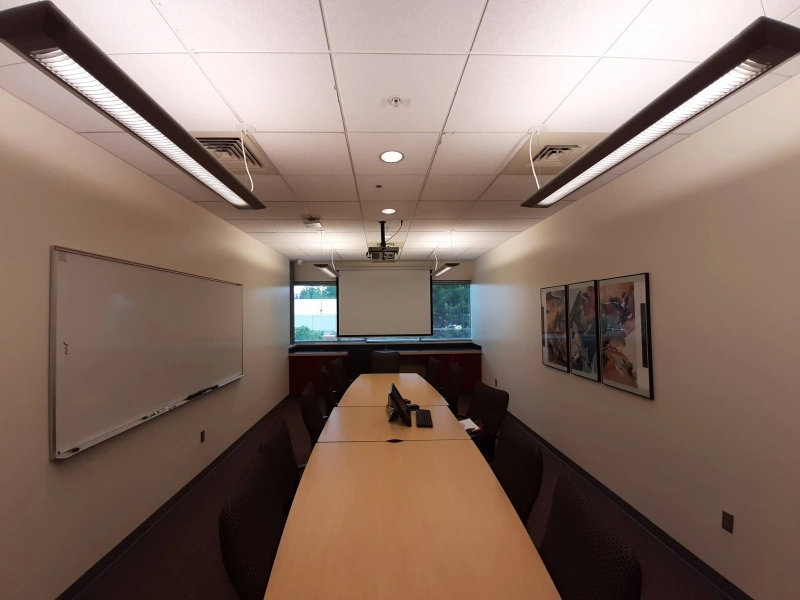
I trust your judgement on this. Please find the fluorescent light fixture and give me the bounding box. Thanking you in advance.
[522,17,800,208]
[433,262,459,277]
[313,263,338,278]
[381,208,396,215]
[380,151,404,163]
[0,2,264,210]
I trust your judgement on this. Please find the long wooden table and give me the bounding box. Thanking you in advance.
[264,374,560,600]
[337,373,448,407]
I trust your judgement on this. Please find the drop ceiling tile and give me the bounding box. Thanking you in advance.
[284,175,358,201]
[775,55,800,77]
[256,202,305,220]
[329,242,368,250]
[449,231,488,242]
[788,7,800,25]
[481,231,519,242]
[320,220,365,233]
[249,233,289,243]
[336,249,370,261]
[322,232,367,242]
[324,0,485,53]
[264,220,313,232]
[481,175,543,201]
[502,219,543,231]
[82,133,181,175]
[607,0,764,62]
[364,220,410,231]
[153,174,225,202]
[304,202,362,220]
[398,249,433,260]
[546,58,696,132]
[421,175,494,201]
[458,248,492,260]
[54,0,184,54]
[283,232,331,243]
[197,201,267,218]
[455,220,507,232]
[763,0,800,18]
[404,240,443,249]
[226,220,273,232]
[110,54,238,131]
[198,54,343,132]
[253,133,352,175]
[410,220,459,231]
[335,54,464,132]
[431,133,525,175]
[157,0,327,52]
[356,175,426,202]
[434,241,474,250]
[445,55,596,132]
[361,202,417,221]
[464,201,536,219]
[264,243,298,250]
[470,241,503,248]
[295,242,334,252]
[0,44,22,67]
[348,133,439,174]
[473,0,648,56]
[235,174,297,202]
[0,64,121,133]
[406,231,450,242]
[412,202,472,220]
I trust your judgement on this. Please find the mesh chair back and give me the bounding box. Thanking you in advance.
[424,356,440,387]
[491,419,543,523]
[371,351,400,373]
[299,382,325,447]
[257,420,300,515]
[219,452,287,600]
[541,474,642,600]
[319,365,337,415]
[347,346,373,379]
[330,357,349,393]
[466,381,509,438]
[441,362,463,412]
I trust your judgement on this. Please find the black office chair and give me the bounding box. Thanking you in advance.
[219,452,287,600]
[491,419,543,523]
[424,356,440,387]
[540,473,642,600]
[371,350,400,373]
[465,381,509,461]
[438,362,463,414]
[319,365,338,416]
[347,346,373,380]
[258,420,302,515]
[299,382,325,448]
[329,357,350,396]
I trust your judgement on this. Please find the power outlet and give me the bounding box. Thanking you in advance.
[200,430,205,443]
[722,511,734,533]
[494,379,498,387]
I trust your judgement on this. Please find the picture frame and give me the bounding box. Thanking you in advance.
[567,280,600,381]
[540,285,569,371]
[598,273,654,399]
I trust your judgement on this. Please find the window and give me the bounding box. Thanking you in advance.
[292,281,471,342]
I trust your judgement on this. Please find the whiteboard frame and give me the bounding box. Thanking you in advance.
[49,246,244,460]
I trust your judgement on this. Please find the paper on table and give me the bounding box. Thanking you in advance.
[459,418,479,431]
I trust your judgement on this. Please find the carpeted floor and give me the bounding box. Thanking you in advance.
[74,395,732,600]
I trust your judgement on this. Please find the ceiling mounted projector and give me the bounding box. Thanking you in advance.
[368,221,399,261]
[303,217,323,229]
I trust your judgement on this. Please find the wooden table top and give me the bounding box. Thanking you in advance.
[264,441,560,600]
[338,373,448,407]
[318,406,469,443]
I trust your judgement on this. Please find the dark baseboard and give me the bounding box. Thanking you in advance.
[506,412,753,600]
[57,401,286,600]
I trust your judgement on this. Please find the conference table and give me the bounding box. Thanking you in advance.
[264,373,560,600]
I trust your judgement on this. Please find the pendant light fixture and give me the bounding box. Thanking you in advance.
[522,17,800,208]
[0,1,265,209]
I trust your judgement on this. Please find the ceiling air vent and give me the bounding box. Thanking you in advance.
[193,132,277,174]
[533,145,580,166]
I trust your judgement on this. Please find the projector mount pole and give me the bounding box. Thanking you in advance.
[379,220,387,259]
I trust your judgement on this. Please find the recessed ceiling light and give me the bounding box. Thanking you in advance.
[381,208,396,215]
[380,151,403,163]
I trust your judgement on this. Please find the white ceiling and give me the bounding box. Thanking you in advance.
[1,0,799,262]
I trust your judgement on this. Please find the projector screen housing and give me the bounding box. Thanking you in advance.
[337,268,432,337]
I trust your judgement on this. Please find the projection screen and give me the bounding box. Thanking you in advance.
[338,267,432,336]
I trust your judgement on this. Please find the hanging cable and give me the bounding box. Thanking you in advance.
[433,248,438,272]
[331,247,337,273]
[385,220,404,243]
[528,130,541,191]
[241,128,254,192]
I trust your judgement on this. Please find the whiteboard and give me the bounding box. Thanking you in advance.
[50,248,243,459]
[338,267,432,336]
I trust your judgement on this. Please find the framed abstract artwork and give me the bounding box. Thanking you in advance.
[540,285,568,371]
[598,273,654,399]
[567,281,600,381]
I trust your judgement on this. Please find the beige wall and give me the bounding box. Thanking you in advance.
[293,260,475,282]
[472,74,800,600]
[0,90,290,599]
